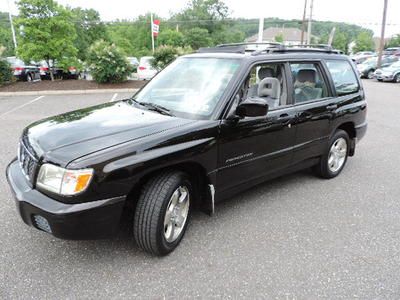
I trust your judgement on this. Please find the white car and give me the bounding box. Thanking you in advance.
[137,56,157,80]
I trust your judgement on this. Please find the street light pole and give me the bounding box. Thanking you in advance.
[151,13,155,54]
[377,0,388,68]
[257,17,264,42]
[7,0,17,50]
[300,0,308,45]
[307,0,314,45]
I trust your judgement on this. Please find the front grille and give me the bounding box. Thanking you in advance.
[18,140,39,183]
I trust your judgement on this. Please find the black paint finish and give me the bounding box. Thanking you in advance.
[6,52,367,239]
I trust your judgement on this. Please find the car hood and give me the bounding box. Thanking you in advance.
[24,101,195,166]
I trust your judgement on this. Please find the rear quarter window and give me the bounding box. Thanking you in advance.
[325,60,359,96]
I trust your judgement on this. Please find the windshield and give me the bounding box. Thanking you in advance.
[132,57,241,119]
[362,57,377,66]
[387,61,400,69]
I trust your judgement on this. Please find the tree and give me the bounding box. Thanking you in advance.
[353,31,375,53]
[173,0,230,33]
[16,0,77,81]
[274,33,284,43]
[157,29,184,47]
[70,7,108,61]
[184,27,212,49]
[150,45,193,70]
[86,40,132,83]
[0,12,15,56]
[387,34,400,48]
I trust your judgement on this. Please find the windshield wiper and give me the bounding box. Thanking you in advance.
[129,98,175,116]
[137,101,175,116]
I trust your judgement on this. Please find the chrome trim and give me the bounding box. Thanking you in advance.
[208,184,215,215]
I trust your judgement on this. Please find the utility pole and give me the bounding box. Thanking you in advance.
[307,0,314,45]
[300,0,308,45]
[7,0,17,50]
[328,27,336,46]
[377,0,388,68]
[151,13,155,54]
[257,17,264,42]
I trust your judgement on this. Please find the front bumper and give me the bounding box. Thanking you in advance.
[375,74,394,81]
[6,160,126,239]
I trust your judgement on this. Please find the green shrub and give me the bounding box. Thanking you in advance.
[87,40,132,83]
[150,45,193,71]
[0,59,12,85]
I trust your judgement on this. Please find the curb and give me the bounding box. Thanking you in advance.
[0,88,139,97]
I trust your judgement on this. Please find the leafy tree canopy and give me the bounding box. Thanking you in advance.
[69,7,108,61]
[16,0,77,80]
[353,31,375,53]
[387,34,400,48]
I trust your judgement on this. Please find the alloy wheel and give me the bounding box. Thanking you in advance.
[163,185,190,243]
[328,137,347,173]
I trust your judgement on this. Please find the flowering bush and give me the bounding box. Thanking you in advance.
[150,45,193,71]
[0,47,12,84]
[86,40,132,83]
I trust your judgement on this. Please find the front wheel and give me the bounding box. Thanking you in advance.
[314,130,349,179]
[367,70,374,79]
[394,74,400,83]
[133,171,192,255]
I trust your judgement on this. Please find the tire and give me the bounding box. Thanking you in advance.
[134,171,192,255]
[367,70,374,79]
[314,130,350,179]
[394,74,400,83]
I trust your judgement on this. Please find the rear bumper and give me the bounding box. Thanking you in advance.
[6,160,126,240]
[355,122,367,142]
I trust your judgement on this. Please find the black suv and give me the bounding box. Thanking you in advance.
[6,43,367,255]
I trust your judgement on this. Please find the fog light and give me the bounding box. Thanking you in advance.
[33,215,52,233]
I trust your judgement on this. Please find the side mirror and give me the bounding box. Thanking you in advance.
[235,98,269,118]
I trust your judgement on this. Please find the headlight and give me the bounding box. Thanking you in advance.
[37,164,93,196]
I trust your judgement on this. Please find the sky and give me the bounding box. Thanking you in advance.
[2,0,400,38]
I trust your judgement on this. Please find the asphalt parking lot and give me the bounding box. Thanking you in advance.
[1,81,400,298]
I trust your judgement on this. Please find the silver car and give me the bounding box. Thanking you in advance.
[374,61,400,83]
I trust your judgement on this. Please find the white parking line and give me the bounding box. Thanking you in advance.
[109,93,118,102]
[0,95,45,118]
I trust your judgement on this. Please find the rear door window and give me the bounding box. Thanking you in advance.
[325,60,359,96]
[290,63,329,103]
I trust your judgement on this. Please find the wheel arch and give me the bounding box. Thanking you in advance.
[336,122,356,156]
[125,161,213,216]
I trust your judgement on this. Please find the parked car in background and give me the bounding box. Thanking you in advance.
[357,56,399,78]
[137,56,157,80]
[353,51,375,56]
[351,54,375,65]
[384,47,400,57]
[374,60,400,82]
[6,57,41,82]
[127,56,139,72]
[39,60,80,80]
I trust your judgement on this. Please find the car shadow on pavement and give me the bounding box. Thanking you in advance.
[68,168,319,256]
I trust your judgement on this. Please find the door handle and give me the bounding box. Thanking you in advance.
[277,113,291,122]
[326,104,338,110]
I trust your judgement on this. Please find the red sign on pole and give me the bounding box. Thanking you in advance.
[152,19,160,37]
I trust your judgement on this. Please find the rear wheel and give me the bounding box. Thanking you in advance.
[133,171,192,255]
[314,130,349,179]
[394,74,400,83]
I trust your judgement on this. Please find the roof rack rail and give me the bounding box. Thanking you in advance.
[251,44,343,55]
[197,45,246,54]
[197,42,343,55]
[197,42,284,54]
